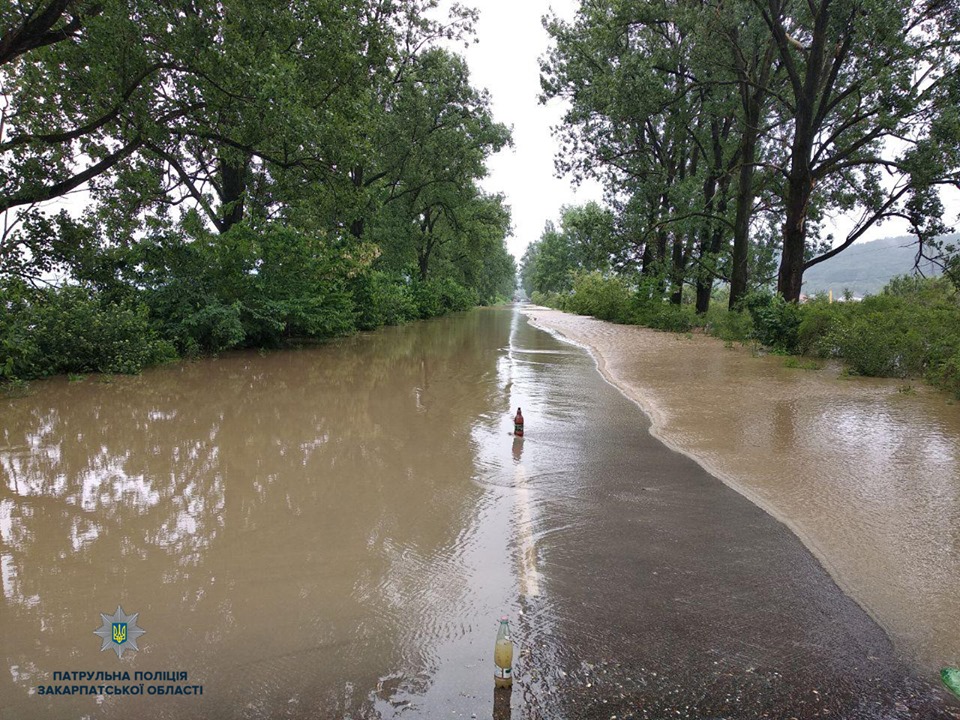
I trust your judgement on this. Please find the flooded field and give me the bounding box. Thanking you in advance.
[1,306,957,719]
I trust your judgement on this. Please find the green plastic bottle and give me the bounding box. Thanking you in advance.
[942,667,960,699]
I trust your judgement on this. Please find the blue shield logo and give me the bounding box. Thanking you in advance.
[112,622,127,644]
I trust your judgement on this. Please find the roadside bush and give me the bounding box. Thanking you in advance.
[631,301,696,332]
[351,271,419,330]
[412,277,478,318]
[819,294,960,378]
[1,283,175,379]
[246,225,356,343]
[174,302,247,356]
[741,291,802,351]
[437,277,479,313]
[883,274,957,304]
[703,305,754,342]
[530,290,566,309]
[796,298,855,356]
[140,223,357,351]
[564,271,632,321]
[928,347,960,398]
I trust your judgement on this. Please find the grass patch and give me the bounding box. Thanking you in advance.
[783,357,822,370]
[1,378,31,397]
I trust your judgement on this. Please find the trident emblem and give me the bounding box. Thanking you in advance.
[112,622,127,644]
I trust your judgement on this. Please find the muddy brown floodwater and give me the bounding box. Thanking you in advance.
[0,306,958,719]
[524,307,960,676]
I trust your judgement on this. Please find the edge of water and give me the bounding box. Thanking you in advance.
[520,306,901,661]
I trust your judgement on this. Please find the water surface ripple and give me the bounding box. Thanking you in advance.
[525,307,960,677]
[2,307,958,719]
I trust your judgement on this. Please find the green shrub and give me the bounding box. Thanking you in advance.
[564,271,633,321]
[140,224,358,350]
[818,294,960,378]
[796,298,855,356]
[883,274,957,304]
[929,347,960,398]
[411,277,478,319]
[631,301,696,332]
[703,305,754,342]
[176,302,246,355]
[1,283,175,379]
[436,277,479,313]
[530,290,566,309]
[741,291,802,351]
[351,271,419,330]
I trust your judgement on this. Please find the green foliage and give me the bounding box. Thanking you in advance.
[137,222,359,353]
[243,225,356,344]
[792,276,960,394]
[882,273,957,303]
[521,203,616,296]
[529,290,566,309]
[564,271,632,321]
[174,303,246,356]
[704,305,754,342]
[929,348,960,398]
[817,294,959,379]
[2,1,511,384]
[541,0,960,305]
[350,271,419,330]
[539,271,696,332]
[0,281,175,380]
[795,297,855,356]
[630,302,696,332]
[411,277,478,319]
[741,291,802,352]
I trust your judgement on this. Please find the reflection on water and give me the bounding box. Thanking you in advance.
[5,304,958,718]
[535,316,960,674]
[0,309,542,719]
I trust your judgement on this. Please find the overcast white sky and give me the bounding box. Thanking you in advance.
[455,0,604,261]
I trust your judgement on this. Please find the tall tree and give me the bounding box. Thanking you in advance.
[542,0,741,310]
[522,202,616,295]
[757,0,960,301]
[367,47,510,280]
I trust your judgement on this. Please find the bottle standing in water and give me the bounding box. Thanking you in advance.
[494,616,514,688]
[513,408,524,437]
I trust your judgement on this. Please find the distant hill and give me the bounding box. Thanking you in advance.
[802,233,956,297]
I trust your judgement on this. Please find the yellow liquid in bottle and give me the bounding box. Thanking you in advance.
[494,637,513,688]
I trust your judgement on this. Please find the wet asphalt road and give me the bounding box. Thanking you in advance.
[509,312,960,719]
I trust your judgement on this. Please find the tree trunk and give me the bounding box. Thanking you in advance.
[670,232,685,305]
[350,164,365,239]
[775,0,830,303]
[218,154,249,233]
[728,28,777,308]
[729,128,757,308]
[418,251,430,281]
[777,96,817,302]
[639,236,653,276]
[695,226,713,313]
[778,173,811,302]
[696,151,719,315]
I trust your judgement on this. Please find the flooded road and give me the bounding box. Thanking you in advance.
[1,307,957,718]
[524,308,960,678]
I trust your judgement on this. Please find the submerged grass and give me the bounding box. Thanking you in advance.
[533,274,960,398]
